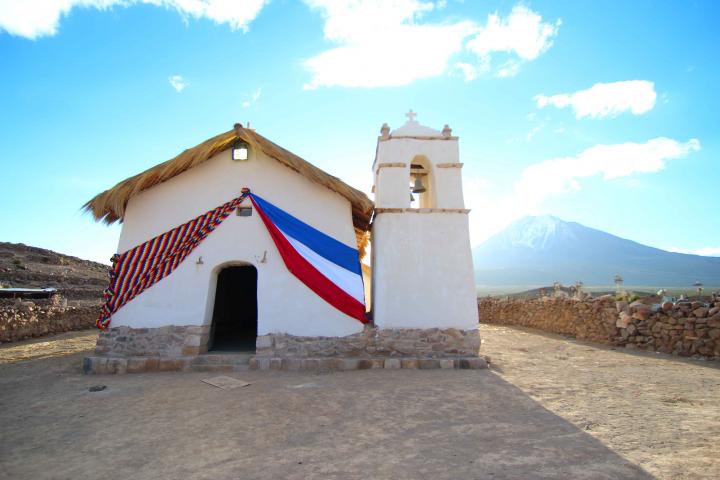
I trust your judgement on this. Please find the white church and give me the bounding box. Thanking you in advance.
[84,112,481,372]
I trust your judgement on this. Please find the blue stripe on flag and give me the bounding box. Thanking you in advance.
[250,194,361,275]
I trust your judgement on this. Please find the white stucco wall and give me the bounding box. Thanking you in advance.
[110,147,364,337]
[371,212,478,329]
[371,131,477,330]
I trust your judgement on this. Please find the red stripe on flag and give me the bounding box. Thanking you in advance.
[250,196,367,324]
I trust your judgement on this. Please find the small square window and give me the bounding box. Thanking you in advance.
[236,206,252,217]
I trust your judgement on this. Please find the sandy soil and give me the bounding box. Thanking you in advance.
[0,325,718,479]
[483,325,720,480]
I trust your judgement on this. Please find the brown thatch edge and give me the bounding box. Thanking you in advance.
[83,128,373,256]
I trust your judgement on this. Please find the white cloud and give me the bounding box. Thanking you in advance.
[0,0,269,39]
[454,62,478,82]
[464,137,700,246]
[666,246,720,257]
[168,74,188,92]
[515,137,699,207]
[535,80,657,119]
[303,0,475,89]
[466,6,560,67]
[241,88,262,108]
[495,59,520,78]
[303,2,559,89]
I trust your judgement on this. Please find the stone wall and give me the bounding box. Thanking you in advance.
[0,298,98,343]
[95,324,210,357]
[479,296,720,359]
[256,326,481,358]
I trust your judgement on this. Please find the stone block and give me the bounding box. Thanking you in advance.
[107,357,128,375]
[256,335,273,349]
[186,325,210,335]
[181,346,201,356]
[342,358,360,370]
[320,358,344,371]
[302,359,320,371]
[183,335,202,347]
[384,358,401,369]
[439,359,455,369]
[400,359,419,369]
[82,356,108,375]
[281,359,302,371]
[158,358,185,372]
[144,357,160,372]
[358,359,383,369]
[616,312,631,328]
[254,357,270,370]
[418,359,440,369]
[459,358,488,370]
[269,358,282,370]
[127,357,148,373]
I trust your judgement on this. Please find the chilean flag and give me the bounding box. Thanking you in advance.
[249,194,368,324]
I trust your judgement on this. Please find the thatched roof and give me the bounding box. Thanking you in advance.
[84,127,374,255]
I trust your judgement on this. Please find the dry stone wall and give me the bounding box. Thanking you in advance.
[0,298,98,342]
[479,296,720,359]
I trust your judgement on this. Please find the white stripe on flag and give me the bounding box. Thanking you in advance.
[284,234,365,304]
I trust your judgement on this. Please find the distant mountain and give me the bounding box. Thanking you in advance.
[472,216,720,286]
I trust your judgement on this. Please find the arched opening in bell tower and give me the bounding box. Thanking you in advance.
[409,155,436,208]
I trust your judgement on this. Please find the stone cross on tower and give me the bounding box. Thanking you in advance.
[405,109,417,123]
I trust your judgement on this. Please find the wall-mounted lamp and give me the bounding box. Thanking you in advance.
[232,139,249,161]
[232,122,249,161]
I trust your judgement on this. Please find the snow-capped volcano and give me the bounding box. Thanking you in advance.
[472,216,720,286]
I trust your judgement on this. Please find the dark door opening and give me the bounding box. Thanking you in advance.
[209,265,258,352]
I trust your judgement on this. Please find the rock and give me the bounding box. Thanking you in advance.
[662,301,674,312]
[693,307,709,318]
[629,301,651,312]
[616,311,631,328]
[616,301,628,313]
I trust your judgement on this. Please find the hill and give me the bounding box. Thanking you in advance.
[0,242,107,302]
[473,216,720,286]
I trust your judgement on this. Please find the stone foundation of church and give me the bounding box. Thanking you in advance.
[94,324,210,358]
[85,325,483,374]
[255,326,481,358]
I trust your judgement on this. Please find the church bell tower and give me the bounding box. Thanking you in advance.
[371,111,479,334]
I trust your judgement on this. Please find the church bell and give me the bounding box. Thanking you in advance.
[412,175,427,194]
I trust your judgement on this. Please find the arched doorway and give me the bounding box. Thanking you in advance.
[209,265,258,351]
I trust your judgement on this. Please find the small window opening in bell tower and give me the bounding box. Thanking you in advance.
[409,156,435,208]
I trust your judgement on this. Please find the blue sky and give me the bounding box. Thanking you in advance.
[0,0,718,263]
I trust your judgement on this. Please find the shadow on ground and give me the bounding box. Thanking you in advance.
[0,348,652,480]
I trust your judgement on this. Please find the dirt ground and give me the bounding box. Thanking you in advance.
[0,325,718,480]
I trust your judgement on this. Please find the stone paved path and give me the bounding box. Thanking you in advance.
[1,325,718,479]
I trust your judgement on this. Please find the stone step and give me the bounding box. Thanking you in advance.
[83,353,488,374]
[188,364,250,373]
[249,356,488,371]
[191,353,254,366]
